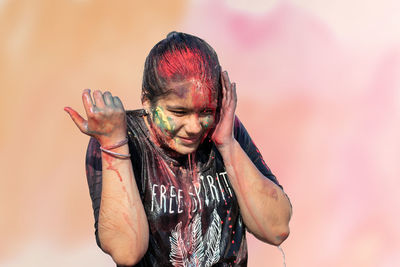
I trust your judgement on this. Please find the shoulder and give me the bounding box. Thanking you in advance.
[126,109,148,138]
[126,109,147,122]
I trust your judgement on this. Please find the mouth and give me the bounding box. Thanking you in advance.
[177,136,201,145]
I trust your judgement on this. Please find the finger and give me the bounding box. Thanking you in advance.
[64,107,88,134]
[222,71,232,90]
[82,89,94,116]
[232,82,237,107]
[93,90,105,108]
[225,77,232,107]
[220,72,227,104]
[113,96,125,110]
[103,91,114,107]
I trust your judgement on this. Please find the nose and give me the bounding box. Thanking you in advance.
[184,113,202,135]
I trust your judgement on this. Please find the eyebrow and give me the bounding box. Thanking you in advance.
[166,105,189,110]
[166,105,217,111]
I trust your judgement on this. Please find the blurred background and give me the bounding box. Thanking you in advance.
[1,0,399,266]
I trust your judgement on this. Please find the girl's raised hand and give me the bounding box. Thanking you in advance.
[212,71,237,150]
[64,89,127,146]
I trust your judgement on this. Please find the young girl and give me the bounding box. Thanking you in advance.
[65,32,292,266]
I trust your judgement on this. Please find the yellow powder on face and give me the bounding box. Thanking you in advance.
[153,106,174,132]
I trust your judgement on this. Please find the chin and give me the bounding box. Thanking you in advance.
[173,143,199,155]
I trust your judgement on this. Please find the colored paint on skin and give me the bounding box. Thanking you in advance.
[152,106,175,133]
[104,154,123,182]
[225,154,275,243]
[190,80,215,111]
[103,153,134,207]
[156,47,219,122]
[275,232,289,243]
[201,115,213,129]
[148,84,217,155]
[173,137,181,145]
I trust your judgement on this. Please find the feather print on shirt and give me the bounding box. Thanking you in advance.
[204,210,222,267]
[169,210,221,267]
[169,222,189,266]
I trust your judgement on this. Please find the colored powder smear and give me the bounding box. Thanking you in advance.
[153,106,175,133]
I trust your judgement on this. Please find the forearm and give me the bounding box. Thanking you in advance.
[99,144,149,265]
[218,140,292,245]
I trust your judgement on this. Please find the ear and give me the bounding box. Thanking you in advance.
[142,96,151,114]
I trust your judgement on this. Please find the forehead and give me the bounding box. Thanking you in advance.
[161,79,218,108]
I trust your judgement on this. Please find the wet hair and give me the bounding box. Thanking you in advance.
[142,31,222,106]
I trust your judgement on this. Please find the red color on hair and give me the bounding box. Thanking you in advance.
[157,47,213,91]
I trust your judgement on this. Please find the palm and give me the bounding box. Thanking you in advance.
[65,89,127,145]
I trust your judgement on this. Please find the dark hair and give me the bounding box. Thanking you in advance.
[142,31,222,106]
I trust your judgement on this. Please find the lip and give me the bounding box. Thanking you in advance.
[178,136,201,145]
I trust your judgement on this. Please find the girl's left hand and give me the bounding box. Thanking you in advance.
[212,70,237,150]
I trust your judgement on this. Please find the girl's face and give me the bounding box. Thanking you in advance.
[148,79,218,155]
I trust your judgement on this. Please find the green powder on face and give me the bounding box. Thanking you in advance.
[202,115,213,128]
[153,106,175,133]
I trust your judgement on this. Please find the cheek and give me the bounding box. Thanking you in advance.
[200,115,215,129]
[152,106,176,134]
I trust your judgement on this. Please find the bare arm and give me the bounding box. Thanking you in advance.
[212,72,292,246]
[65,89,149,265]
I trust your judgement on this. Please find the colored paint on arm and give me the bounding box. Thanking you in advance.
[275,232,289,243]
[103,153,134,207]
[223,141,288,244]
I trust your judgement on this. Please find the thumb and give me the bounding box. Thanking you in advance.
[64,107,88,134]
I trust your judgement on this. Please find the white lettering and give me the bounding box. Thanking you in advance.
[177,189,183,213]
[216,173,226,201]
[160,185,167,213]
[169,185,176,214]
[189,191,197,213]
[207,175,219,202]
[220,172,233,197]
[194,184,202,210]
[151,184,158,212]
[200,175,209,206]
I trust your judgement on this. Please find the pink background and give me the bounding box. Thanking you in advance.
[1,0,399,266]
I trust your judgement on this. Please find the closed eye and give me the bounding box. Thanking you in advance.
[170,110,187,116]
[200,109,214,115]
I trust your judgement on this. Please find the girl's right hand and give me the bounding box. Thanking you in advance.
[64,89,127,146]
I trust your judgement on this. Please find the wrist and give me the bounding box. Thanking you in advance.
[98,134,127,147]
[101,138,129,150]
[99,138,130,159]
[215,138,237,156]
